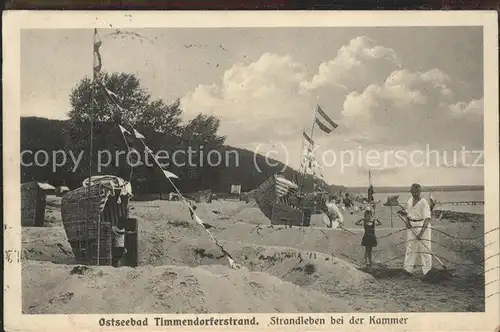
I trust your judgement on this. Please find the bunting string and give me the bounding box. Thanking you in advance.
[92,29,240,269]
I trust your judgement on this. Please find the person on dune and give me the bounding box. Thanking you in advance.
[321,195,344,228]
[398,183,433,276]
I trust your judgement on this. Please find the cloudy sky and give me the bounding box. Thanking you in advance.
[21,27,484,186]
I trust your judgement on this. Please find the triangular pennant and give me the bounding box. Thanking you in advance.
[134,129,145,139]
[193,213,204,226]
[227,256,241,269]
[104,87,121,102]
[118,124,131,136]
[162,169,179,179]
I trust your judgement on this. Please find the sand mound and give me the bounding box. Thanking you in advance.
[23,260,353,314]
[131,201,216,223]
[217,221,484,276]
[227,206,271,225]
[22,227,75,264]
[21,199,485,314]
[219,241,376,293]
[135,229,376,291]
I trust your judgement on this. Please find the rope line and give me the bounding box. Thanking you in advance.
[373,238,491,255]
[96,77,240,269]
[92,30,240,269]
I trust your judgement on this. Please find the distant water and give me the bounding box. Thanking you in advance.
[372,191,484,215]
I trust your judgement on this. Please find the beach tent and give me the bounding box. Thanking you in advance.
[254,174,306,226]
[61,175,136,266]
[21,182,56,227]
[56,185,70,197]
[230,184,242,195]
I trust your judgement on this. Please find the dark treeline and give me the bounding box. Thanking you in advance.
[20,72,335,194]
[21,117,333,194]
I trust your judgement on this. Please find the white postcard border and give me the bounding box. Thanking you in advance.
[3,10,499,332]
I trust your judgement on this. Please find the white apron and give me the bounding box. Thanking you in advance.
[404,220,433,275]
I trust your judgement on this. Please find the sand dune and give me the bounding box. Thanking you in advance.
[22,197,485,314]
[23,260,352,314]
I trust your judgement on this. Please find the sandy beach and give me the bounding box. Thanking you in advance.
[22,196,485,314]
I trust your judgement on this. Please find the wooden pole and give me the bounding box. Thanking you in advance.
[390,205,393,228]
[91,28,98,265]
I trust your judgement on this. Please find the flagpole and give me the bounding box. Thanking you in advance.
[310,105,317,141]
[300,105,317,194]
[369,169,376,215]
[309,105,318,192]
[298,126,305,184]
[91,28,98,265]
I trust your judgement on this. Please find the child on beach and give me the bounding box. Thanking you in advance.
[111,217,136,267]
[355,206,382,266]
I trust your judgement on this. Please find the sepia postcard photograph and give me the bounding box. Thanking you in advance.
[3,10,499,332]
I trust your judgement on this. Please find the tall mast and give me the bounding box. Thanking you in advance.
[86,28,99,264]
[299,105,317,194]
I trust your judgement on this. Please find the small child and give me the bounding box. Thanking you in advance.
[111,217,136,267]
[355,206,382,266]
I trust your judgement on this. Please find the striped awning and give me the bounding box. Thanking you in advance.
[83,175,133,209]
[275,175,298,198]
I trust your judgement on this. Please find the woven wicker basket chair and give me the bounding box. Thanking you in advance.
[254,174,329,226]
[61,176,133,266]
[21,182,55,227]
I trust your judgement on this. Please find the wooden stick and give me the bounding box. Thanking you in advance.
[396,214,447,270]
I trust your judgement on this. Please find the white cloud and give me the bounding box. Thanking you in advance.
[301,36,401,93]
[449,98,484,117]
[181,37,406,147]
[181,53,314,145]
[181,35,484,185]
[340,69,483,149]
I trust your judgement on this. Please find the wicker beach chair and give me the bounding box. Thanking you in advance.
[21,182,55,227]
[61,176,133,266]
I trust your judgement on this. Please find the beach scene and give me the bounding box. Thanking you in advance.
[18,25,488,315]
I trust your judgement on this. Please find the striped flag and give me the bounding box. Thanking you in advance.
[93,29,102,78]
[303,131,314,146]
[315,105,338,134]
